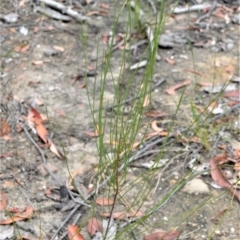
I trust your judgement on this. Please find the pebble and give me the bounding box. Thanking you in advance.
[182,179,210,195]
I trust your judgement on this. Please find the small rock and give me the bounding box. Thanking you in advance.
[182,179,210,195]
[19,26,28,36]
[44,46,59,56]
[232,14,240,24]
[2,13,19,23]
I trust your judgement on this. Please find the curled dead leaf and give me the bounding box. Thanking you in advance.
[96,198,114,206]
[165,80,190,95]
[87,218,103,235]
[151,120,163,132]
[210,154,240,202]
[0,192,7,211]
[144,229,181,240]
[100,211,143,220]
[145,111,168,118]
[0,119,11,137]
[53,45,65,52]
[0,206,33,224]
[223,90,240,98]
[68,225,85,240]
[49,140,64,159]
[164,56,176,65]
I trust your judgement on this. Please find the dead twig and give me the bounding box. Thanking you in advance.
[172,3,213,14]
[195,0,217,24]
[51,204,81,240]
[38,0,87,22]
[21,123,63,186]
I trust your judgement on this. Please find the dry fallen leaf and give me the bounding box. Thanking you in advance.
[145,111,168,118]
[68,225,85,240]
[143,94,150,107]
[14,44,30,52]
[0,152,12,158]
[96,198,114,206]
[151,120,163,132]
[164,56,176,65]
[87,218,103,235]
[0,119,11,137]
[100,211,143,220]
[165,80,190,95]
[35,123,48,144]
[185,69,205,77]
[0,206,33,224]
[210,154,240,202]
[53,45,65,52]
[144,229,181,240]
[49,140,64,159]
[223,90,240,98]
[27,108,49,144]
[0,192,7,211]
[32,60,44,65]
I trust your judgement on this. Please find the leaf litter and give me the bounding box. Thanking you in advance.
[1,0,240,239]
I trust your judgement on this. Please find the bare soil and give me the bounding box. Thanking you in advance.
[0,1,239,239]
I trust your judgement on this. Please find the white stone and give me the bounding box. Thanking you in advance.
[182,179,210,195]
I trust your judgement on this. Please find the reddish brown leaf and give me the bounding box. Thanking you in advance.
[87,218,103,235]
[68,225,85,240]
[0,119,11,136]
[185,69,205,77]
[227,101,239,107]
[144,229,181,240]
[100,211,143,220]
[96,198,114,206]
[84,131,98,138]
[86,10,108,16]
[0,206,33,224]
[99,3,109,9]
[0,192,7,211]
[145,111,168,118]
[197,82,212,87]
[223,90,240,98]
[164,57,176,65]
[0,152,12,158]
[213,208,228,224]
[27,108,43,124]
[78,83,86,89]
[35,123,48,144]
[14,44,30,52]
[165,80,190,95]
[210,154,240,202]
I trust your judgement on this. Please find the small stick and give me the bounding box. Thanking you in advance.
[195,0,217,24]
[51,204,81,240]
[172,3,213,14]
[58,212,82,240]
[38,0,87,22]
[21,123,63,186]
